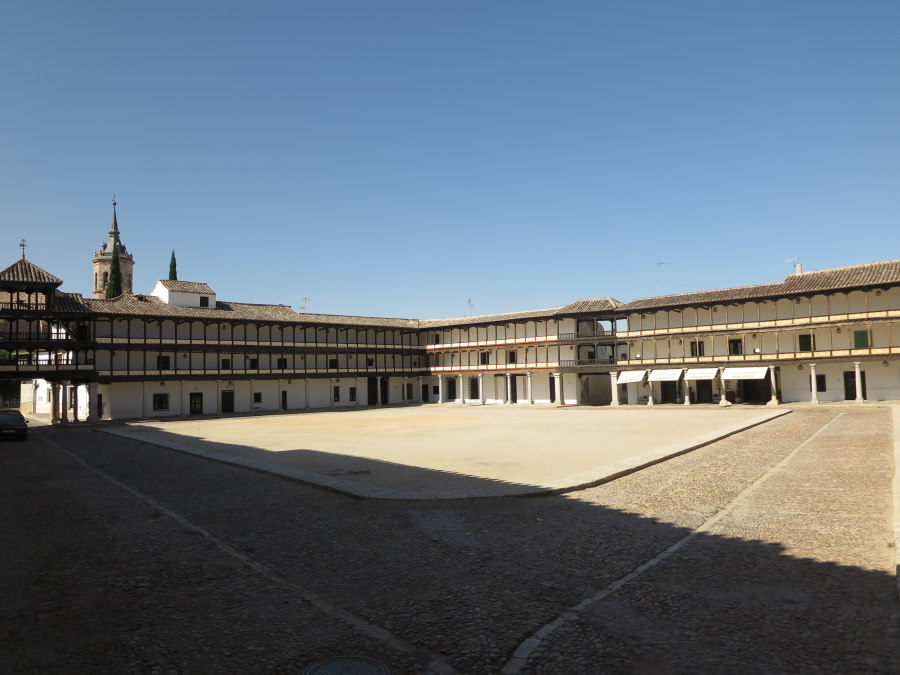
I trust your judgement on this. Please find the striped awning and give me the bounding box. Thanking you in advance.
[616,370,647,384]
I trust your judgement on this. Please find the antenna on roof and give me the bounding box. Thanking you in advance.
[299,296,310,312]
[467,299,475,316]
[785,257,803,274]
[656,261,670,289]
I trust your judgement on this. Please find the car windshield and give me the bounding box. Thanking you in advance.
[0,413,25,422]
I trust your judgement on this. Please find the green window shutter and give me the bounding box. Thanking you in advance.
[853,330,870,348]
[798,334,812,351]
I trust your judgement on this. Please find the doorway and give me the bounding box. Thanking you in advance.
[281,390,287,410]
[367,377,378,405]
[549,374,556,403]
[469,377,479,400]
[221,390,234,413]
[509,376,518,403]
[843,370,867,400]
[189,392,203,414]
[380,377,389,404]
[421,384,429,402]
[446,378,457,401]
[740,378,771,404]
[660,381,678,404]
[695,380,713,403]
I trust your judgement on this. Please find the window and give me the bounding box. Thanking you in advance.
[333,386,340,402]
[853,330,870,349]
[248,358,259,369]
[277,358,288,369]
[152,393,169,410]
[349,387,357,402]
[221,358,231,369]
[507,350,517,364]
[157,355,171,370]
[434,333,441,344]
[432,385,439,395]
[328,358,338,369]
[253,392,262,403]
[728,339,743,356]
[809,374,826,392]
[798,334,814,352]
[367,357,375,367]
[479,352,489,365]
[199,296,209,308]
[689,341,705,357]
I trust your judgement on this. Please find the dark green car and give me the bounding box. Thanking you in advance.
[0,411,28,440]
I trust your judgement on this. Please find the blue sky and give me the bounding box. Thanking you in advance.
[2,1,898,319]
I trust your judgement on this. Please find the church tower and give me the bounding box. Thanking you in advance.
[92,199,135,298]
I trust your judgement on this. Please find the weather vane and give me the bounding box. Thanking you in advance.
[19,239,26,259]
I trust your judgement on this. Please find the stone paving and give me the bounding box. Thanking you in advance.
[1,405,897,674]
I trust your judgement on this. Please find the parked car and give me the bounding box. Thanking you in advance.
[0,410,28,440]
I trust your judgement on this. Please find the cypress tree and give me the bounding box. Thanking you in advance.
[169,250,177,281]
[105,245,123,298]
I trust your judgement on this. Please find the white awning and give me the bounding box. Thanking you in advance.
[648,368,684,382]
[721,366,770,380]
[684,367,719,381]
[617,370,647,384]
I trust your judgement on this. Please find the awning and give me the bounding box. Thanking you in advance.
[617,370,647,384]
[684,367,719,381]
[648,368,684,382]
[721,366,769,380]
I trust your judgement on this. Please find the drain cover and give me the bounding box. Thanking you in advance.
[302,656,390,675]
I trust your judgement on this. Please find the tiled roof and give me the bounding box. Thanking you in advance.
[421,297,625,328]
[0,259,63,286]
[158,280,215,294]
[622,260,900,312]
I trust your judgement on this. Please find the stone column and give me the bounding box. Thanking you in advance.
[766,365,779,406]
[330,378,337,408]
[853,361,865,402]
[458,374,465,404]
[32,381,39,415]
[556,373,565,406]
[610,372,621,406]
[377,376,385,405]
[478,373,485,404]
[646,379,654,405]
[402,377,408,404]
[505,374,513,404]
[304,379,310,409]
[86,382,99,422]
[527,372,534,404]
[718,370,733,406]
[682,377,691,405]
[59,382,69,424]
[50,384,60,425]
[71,384,80,422]
[809,364,819,404]
[437,374,444,403]
[356,377,363,407]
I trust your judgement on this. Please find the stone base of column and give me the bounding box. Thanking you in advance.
[718,397,733,407]
[765,398,779,407]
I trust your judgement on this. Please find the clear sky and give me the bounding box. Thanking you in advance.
[2,1,898,319]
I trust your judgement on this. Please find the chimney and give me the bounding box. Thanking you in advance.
[794,262,803,274]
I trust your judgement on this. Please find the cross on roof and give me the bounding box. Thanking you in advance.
[19,239,26,259]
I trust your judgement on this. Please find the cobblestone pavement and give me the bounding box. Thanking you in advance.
[1,406,897,674]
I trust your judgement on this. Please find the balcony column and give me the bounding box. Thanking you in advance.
[50,383,60,425]
[809,364,819,404]
[478,373,485,404]
[59,382,69,424]
[610,372,621,406]
[853,361,865,402]
[458,374,465,404]
[766,366,779,406]
[527,372,534,404]
[437,374,444,403]
[86,382,99,422]
[505,374,513,404]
